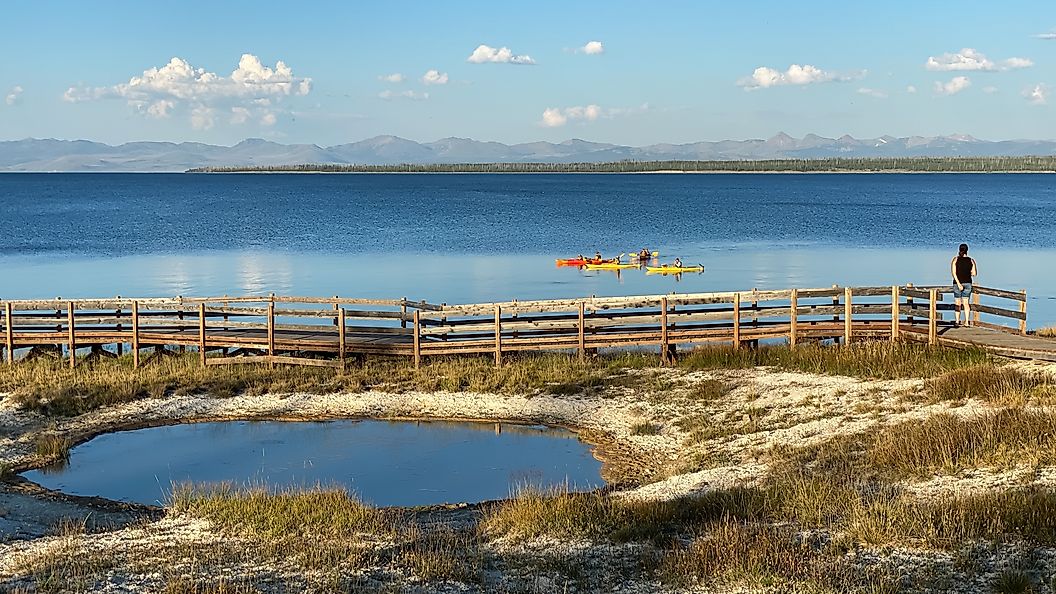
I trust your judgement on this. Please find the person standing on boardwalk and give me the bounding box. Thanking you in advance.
[951,243,977,326]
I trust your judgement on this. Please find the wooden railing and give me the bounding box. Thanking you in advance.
[0,285,1029,368]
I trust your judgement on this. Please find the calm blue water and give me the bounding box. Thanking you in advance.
[1,173,1054,326]
[23,420,603,507]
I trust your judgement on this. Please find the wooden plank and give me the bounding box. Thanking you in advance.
[972,292,980,326]
[132,301,140,367]
[578,302,585,361]
[661,297,669,364]
[733,293,741,349]
[975,286,1027,301]
[494,305,502,367]
[1020,290,1027,336]
[339,307,347,364]
[971,303,1026,321]
[891,285,899,341]
[929,288,938,346]
[844,287,852,345]
[267,299,275,357]
[4,302,12,364]
[198,303,206,367]
[67,302,76,369]
[789,289,798,347]
[413,310,421,369]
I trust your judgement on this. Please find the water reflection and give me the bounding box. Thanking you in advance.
[22,420,604,507]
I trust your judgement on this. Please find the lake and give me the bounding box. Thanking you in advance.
[1,173,1054,326]
[23,420,604,507]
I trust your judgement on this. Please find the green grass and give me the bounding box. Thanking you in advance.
[680,342,991,379]
[170,483,392,539]
[922,366,1054,405]
[867,409,1056,476]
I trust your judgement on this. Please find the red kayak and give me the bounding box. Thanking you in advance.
[556,257,618,266]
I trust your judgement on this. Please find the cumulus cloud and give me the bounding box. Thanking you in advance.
[906,85,918,94]
[379,89,429,101]
[378,73,405,83]
[1024,84,1050,105]
[538,103,649,127]
[581,41,604,55]
[738,64,858,89]
[857,87,888,98]
[5,85,23,105]
[63,54,311,128]
[934,76,971,96]
[925,48,1033,71]
[467,44,535,65]
[421,69,448,85]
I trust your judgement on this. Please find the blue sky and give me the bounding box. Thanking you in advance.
[1,0,1054,146]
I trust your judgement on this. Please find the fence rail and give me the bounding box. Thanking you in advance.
[0,284,1034,368]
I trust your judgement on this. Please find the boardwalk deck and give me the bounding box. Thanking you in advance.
[0,285,1050,367]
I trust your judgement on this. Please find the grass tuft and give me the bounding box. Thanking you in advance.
[33,434,73,462]
[923,366,1052,405]
[680,342,990,379]
[629,422,661,436]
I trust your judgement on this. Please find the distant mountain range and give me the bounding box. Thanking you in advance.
[2,133,1056,172]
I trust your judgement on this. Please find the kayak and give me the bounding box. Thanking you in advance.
[628,251,659,261]
[584,262,640,270]
[646,265,704,274]
[556,257,619,266]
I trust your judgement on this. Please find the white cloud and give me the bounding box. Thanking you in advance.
[1003,57,1034,69]
[63,54,311,128]
[906,85,918,94]
[421,69,449,85]
[857,87,888,98]
[1024,84,1050,105]
[934,76,971,96]
[191,106,215,130]
[538,103,649,127]
[1033,31,1056,40]
[379,89,429,101]
[146,99,174,118]
[738,64,858,89]
[230,106,251,124]
[467,44,536,65]
[260,112,277,126]
[925,48,1033,72]
[5,85,23,105]
[582,41,604,55]
[378,73,405,83]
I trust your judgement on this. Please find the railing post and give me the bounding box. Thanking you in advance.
[401,297,408,329]
[494,305,502,367]
[844,287,852,345]
[1020,290,1027,336]
[660,297,669,365]
[413,310,421,369]
[789,289,798,348]
[890,285,900,342]
[198,303,207,367]
[732,293,741,349]
[928,288,938,345]
[267,296,275,367]
[577,302,586,362]
[4,302,13,364]
[831,285,839,339]
[972,292,980,327]
[339,307,347,365]
[67,301,76,369]
[132,300,140,368]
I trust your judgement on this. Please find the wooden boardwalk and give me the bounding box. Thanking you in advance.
[1,285,1052,368]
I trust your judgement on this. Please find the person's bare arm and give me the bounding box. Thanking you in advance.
[951,257,963,289]
[971,258,978,279]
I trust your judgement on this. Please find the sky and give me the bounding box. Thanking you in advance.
[1,0,1054,146]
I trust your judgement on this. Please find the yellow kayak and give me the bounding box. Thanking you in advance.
[584,262,640,270]
[646,265,703,274]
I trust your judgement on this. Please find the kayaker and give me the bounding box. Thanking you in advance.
[594,251,602,260]
[638,248,650,260]
[673,258,683,268]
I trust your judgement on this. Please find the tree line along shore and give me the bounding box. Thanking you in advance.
[186,155,1056,174]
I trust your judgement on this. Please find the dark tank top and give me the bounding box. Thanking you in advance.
[955,256,973,283]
